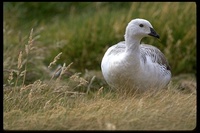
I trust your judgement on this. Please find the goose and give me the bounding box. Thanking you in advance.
[101,18,171,92]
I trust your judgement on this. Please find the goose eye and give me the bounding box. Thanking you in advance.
[139,24,144,27]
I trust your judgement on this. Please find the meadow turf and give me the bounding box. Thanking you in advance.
[3,2,196,130]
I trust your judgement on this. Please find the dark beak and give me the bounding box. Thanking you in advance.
[148,27,160,39]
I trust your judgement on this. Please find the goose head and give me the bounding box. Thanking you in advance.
[125,18,159,42]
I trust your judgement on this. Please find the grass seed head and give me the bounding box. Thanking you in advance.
[48,52,62,68]
[17,51,23,70]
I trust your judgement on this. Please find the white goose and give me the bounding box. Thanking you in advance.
[101,18,171,92]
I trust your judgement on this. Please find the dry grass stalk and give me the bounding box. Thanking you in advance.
[56,62,73,80]
[50,65,62,80]
[29,28,33,47]
[25,28,33,55]
[78,77,88,87]
[17,51,23,69]
[20,84,33,93]
[14,50,24,88]
[22,28,34,86]
[96,86,104,97]
[25,44,29,55]
[57,63,66,80]
[86,76,96,94]
[48,52,62,69]
[43,100,51,110]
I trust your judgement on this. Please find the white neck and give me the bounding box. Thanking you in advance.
[124,33,141,54]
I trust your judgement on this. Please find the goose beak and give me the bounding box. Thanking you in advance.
[148,27,160,39]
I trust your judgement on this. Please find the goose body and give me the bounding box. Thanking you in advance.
[101,18,171,91]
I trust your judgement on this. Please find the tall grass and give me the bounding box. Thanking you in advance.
[4,2,196,75]
[4,78,196,130]
[3,2,196,130]
[3,25,196,131]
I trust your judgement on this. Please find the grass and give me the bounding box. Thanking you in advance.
[4,77,196,130]
[4,2,196,75]
[3,2,196,130]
